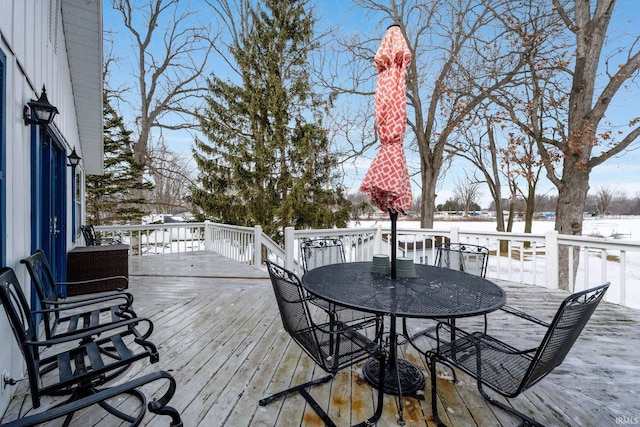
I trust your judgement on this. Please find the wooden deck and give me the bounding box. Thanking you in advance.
[2,251,639,426]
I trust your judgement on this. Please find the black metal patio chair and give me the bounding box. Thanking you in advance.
[300,238,348,271]
[404,242,492,344]
[427,282,610,427]
[259,261,386,427]
[0,371,182,427]
[300,238,380,325]
[81,224,122,246]
[21,249,136,341]
[435,242,490,277]
[81,224,99,246]
[0,267,159,415]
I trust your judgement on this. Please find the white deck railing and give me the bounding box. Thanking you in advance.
[95,221,640,309]
[94,223,207,255]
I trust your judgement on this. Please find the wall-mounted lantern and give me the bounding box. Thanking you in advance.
[67,148,81,169]
[23,85,59,127]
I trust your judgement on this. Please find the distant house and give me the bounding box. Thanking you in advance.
[0,0,103,414]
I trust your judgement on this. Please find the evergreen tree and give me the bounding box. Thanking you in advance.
[85,93,153,225]
[190,0,350,241]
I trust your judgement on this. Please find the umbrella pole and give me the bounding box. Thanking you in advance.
[389,209,398,279]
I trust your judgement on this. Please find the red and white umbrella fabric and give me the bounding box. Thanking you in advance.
[360,25,412,214]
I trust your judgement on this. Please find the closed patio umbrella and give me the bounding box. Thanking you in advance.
[359,26,422,420]
[360,24,412,279]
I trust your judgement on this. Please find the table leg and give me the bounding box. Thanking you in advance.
[363,315,425,425]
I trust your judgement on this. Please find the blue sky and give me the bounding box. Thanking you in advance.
[103,0,640,209]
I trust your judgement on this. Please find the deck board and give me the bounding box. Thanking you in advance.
[2,251,639,426]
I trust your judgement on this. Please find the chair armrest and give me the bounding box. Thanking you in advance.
[0,371,181,427]
[468,332,539,356]
[500,305,549,327]
[338,312,382,328]
[39,293,133,311]
[56,277,129,299]
[339,316,380,331]
[24,317,152,348]
[435,321,538,357]
[314,317,379,335]
[433,320,470,350]
[57,276,129,288]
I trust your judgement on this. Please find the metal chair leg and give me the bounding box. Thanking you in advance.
[476,383,545,427]
[259,354,387,427]
[428,354,448,427]
[258,374,335,407]
[354,350,386,427]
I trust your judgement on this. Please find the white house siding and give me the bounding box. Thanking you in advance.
[0,0,102,415]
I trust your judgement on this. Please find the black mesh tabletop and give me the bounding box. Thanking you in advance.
[302,262,506,319]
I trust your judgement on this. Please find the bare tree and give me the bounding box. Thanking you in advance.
[594,186,616,217]
[347,192,377,220]
[448,0,552,235]
[489,0,640,289]
[549,0,640,289]
[326,0,537,228]
[147,139,195,214]
[110,0,217,166]
[452,115,517,232]
[504,133,544,233]
[453,177,481,216]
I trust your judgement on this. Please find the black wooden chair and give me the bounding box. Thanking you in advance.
[427,282,610,427]
[21,249,136,341]
[81,224,121,246]
[259,261,386,427]
[0,371,182,427]
[0,267,159,415]
[300,238,380,325]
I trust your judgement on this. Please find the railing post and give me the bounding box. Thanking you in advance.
[545,231,559,289]
[284,227,295,270]
[204,221,211,251]
[374,224,383,254]
[450,227,459,243]
[620,250,626,306]
[254,225,262,266]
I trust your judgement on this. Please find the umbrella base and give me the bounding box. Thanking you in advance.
[363,358,425,396]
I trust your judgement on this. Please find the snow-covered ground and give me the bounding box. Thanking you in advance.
[350,217,640,309]
[353,216,637,237]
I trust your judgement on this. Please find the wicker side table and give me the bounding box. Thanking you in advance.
[67,244,130,296]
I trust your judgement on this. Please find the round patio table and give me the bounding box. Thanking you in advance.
[302,261,506,424]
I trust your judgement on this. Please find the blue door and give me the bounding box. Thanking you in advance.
[0,49,5,265]
[31,128,67,293]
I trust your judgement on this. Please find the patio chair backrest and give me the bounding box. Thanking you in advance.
[265,261,323,362]
[521,282,610,392]
[0,267,39,346]
[435,243,489,277]
[265,261,376,373]
[20,249,59,302]
[81,224,98,246]
[0,267,46,401]
[300,238,346,272]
